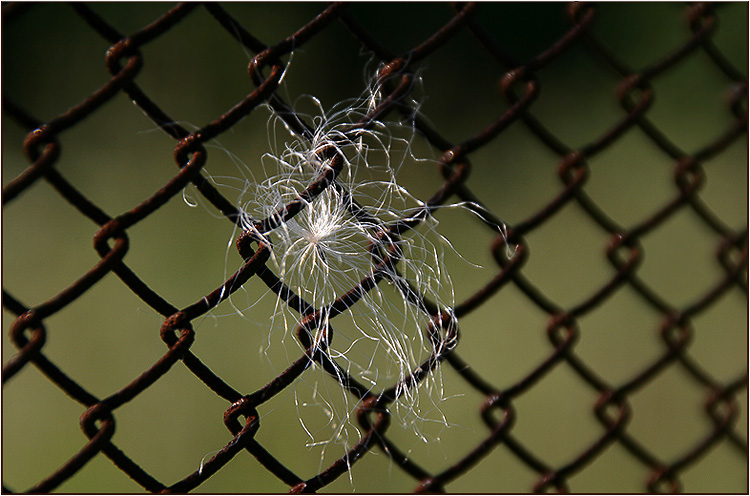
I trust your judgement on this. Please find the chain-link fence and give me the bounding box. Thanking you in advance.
[2,2,747,493]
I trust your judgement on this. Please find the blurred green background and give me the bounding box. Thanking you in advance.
[2,3,747,493]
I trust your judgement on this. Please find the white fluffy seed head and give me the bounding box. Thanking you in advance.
[232,68,462,428]
[192,65,513,477]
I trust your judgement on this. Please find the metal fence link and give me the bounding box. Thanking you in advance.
[2,2,747,493]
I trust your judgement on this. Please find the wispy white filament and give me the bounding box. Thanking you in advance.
[194,65,513,480]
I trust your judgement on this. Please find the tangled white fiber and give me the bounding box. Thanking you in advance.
[197,67,500,476]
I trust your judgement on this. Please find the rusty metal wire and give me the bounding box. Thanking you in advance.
[2,2,747,493]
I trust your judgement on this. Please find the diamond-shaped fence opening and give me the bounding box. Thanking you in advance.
[2,2,747,493]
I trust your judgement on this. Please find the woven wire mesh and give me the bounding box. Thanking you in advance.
[2,2,747,493]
